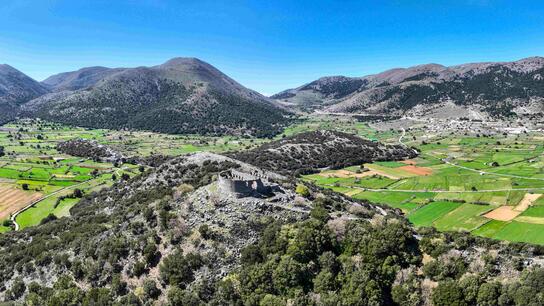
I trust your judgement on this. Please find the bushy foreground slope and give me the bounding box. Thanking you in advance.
[0,152,389,304]
[0,149,543,305]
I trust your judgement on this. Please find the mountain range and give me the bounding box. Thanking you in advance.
[1,58,290,137]
[2,56,544,135]
[272,56,544,119]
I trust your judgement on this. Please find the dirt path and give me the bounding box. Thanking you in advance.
[323,184,544,194]
[514,193,542,211]
[399,128,406,146]
[441,157,544,181]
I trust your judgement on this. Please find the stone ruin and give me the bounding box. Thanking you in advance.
[218,169,275,198]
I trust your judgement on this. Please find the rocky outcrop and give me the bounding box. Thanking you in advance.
[56,138,123,162]
[232,130,417,176]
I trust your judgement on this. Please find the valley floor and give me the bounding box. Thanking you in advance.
[304,118,544,245]
[2,115,544,246]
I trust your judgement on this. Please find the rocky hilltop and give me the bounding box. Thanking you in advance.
[56,138,124,163]
[273,57,544,119]
[0,152,388,303]
[41,66,125,92]
[232,130,418,176]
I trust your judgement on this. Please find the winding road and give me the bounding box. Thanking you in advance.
[9,166,130,231]
[9,179,93,230]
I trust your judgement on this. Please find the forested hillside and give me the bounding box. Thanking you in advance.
[22,58,290,137]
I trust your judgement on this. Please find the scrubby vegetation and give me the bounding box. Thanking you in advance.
[233,130,416,176]
[57,138,123,162]
[22,59,292,138]
[0,149,542,304]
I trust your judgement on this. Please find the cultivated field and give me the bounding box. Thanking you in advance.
[0,184,42,221]
[304,124,544,245]
[0,120,142,232]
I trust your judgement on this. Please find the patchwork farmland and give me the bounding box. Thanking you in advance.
[4,115,544,246]
[0,120,142,232]
[0,116,389,233]
[304,127,544,245]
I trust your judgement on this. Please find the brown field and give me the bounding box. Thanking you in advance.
[483,193,540,222]
[318,169,387,179]
[484,206,521,221]
[398,165,433,176]
[514,193,541,211]
[0,184,43,220]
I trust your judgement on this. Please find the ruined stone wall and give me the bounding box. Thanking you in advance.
[218,170,272,197]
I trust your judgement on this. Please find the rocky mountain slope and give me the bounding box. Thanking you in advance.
[0,64,49,124]
[41,66,125,92]
[232,130,417,176]
[22,58,290,137]
[273,57,544,119]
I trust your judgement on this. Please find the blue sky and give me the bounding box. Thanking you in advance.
[1,0,543,95]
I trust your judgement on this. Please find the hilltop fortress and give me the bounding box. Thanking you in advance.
[218,169,275,198]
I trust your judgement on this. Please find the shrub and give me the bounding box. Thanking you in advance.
[295,184,310,197]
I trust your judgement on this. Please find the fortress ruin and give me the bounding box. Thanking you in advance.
[218,169,274,198]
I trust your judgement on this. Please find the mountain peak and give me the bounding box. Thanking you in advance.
[0,64,23,74]
[159,57,208,69]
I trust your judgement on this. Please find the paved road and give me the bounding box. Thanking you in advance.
[10,178,93,230]
[9,166,131,231]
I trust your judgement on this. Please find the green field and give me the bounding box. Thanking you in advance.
[491,221,544,245]
[304,126,544,245]
[0,120,144,231]
[433,204,490,232]
[408,201,462,227]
